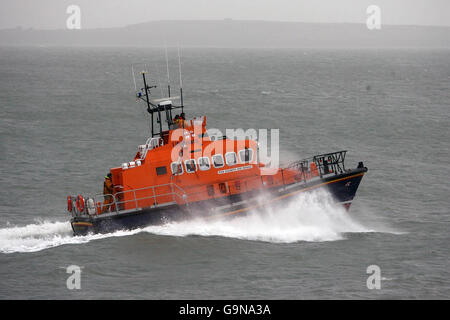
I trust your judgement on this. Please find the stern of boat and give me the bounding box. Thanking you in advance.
[70,217,94,236]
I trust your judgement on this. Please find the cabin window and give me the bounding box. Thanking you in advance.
[239,148,253,163]
[212,154,224,168]
[156,166,167,176]
[170,162,183,175]
[219,183,227,194]
[225,152,237,166]
[184,159,197,173]
[198,157,211,171]
[207,185,215,196]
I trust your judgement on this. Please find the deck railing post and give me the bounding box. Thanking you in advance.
[170,183,175,202]
[302,162,307,185]
[133,190,138,209]
[113,194,119,213]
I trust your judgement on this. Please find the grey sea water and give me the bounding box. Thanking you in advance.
[0,47,449,299]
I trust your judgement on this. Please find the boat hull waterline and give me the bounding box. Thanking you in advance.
[71,167,367,236]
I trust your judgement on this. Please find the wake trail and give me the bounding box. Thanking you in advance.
[0,220,140,254]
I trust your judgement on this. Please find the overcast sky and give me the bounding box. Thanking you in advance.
[1,0,449,29]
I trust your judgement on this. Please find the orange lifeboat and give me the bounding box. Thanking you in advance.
[67,68,368,236]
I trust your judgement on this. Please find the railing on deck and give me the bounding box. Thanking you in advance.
[285,150,347,180]
[72,182,187,217]
[313,150,347,177]
[113,183,187,211]
[137,137,162,161]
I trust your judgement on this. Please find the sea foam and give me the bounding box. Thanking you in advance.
[0,190,374,254]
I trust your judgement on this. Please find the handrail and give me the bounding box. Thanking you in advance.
[72,182,188,217]
[313,150,347,177]
[286,150,347,179]
[114,183,188,211]
[138,137,162,161]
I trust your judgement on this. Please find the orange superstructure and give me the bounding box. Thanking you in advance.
[104,111,325,213]
[108,114,280,212]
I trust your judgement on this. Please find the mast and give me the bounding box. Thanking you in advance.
[178,46,184,113]
[141,71,155,137]
[133,55,186,139]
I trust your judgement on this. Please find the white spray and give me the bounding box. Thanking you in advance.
[0,190,385,254]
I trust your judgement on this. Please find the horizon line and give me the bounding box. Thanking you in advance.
[2,19,450,32]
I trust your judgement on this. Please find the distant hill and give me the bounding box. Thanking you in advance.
[1,20,449,48]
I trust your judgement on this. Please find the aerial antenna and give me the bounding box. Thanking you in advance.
[178,46,184,113]
[131,64,137,92]
[165,45,171,97]
[153,63,164,97]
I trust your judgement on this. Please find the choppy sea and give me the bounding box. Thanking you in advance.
[0,47,449,299]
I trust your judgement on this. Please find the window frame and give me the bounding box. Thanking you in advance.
[156,166,167,176]
[184,159,197,173]
[225,152,238,166]
[170,161,184,175]
[198,157,211,171]
[212,154,225,168]
[238,148,254,164]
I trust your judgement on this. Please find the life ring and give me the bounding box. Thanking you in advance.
[76,194,85,213]
[67,196,72,212]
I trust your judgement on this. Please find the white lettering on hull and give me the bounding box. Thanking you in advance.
[217,165,252,175]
